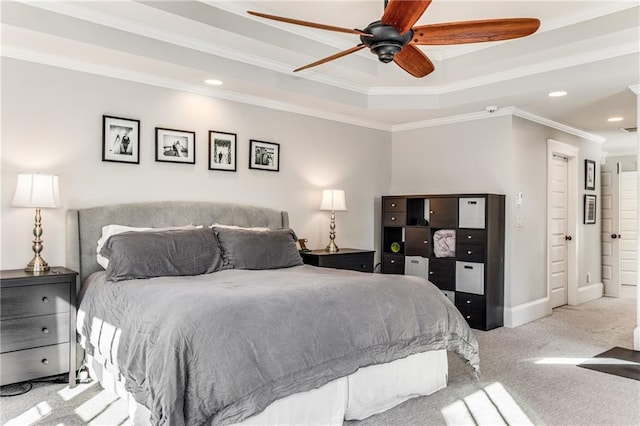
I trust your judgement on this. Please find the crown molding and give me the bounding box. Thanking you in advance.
[391,106,606,143]
[630,84,640,95]
[2,46,391,132]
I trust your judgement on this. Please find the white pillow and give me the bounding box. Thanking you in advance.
[210,223,270,232]
[96,224,201,269]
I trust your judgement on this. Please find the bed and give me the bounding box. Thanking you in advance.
[67,201,479,425]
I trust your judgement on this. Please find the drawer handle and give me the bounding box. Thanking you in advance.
[391,203,396,207]
[466,315,471,319]
[423,240,428,244]
[429,271,433,275]
[42,297,49,303]
[391,216,396,221]
[429,210,434,214]
[464,265,473,270]
[390,259,396,264]
[466,300,471,304]
[467,235,472,239]
[42,327,49,334]
[468,201,477,205]
[467,250,472,255]
[42,359,49,365]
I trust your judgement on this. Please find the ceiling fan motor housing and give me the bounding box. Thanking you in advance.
[360,21,413,63]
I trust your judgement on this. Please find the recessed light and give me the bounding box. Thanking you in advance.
[205,79,223,86]
[607,117,623,122]
[548,91,567,97]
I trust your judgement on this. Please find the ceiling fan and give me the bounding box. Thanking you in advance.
[248,0,540,78]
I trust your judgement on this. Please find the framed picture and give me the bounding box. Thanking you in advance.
[155,127,195,164]
[585,159,596,190]
[584,194,597,224]
[102,115,140,164]
[208,131,236,171]
[249,139,279,172]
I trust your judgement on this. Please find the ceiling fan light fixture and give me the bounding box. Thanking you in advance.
[360,21,413,62]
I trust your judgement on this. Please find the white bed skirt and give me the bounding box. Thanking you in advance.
[85,350,448,425]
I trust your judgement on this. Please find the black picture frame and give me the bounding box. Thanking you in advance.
[585,159,596,190]
[155,127,196,164]
[249,139,280,172]
[584,194,597,224]
[208,131,237,171]
[102,115,140,164]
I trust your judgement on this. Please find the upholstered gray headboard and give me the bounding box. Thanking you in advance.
[66,201,289,283]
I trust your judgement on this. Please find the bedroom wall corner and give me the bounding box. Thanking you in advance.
[0,59,392,271]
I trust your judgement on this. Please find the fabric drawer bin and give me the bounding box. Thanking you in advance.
[383,198,406,212]
[405,256,428,279]
[455,292,486,329]
[441,290,455,304]
[0,283,70,320]
[459,197,486,229]
[456,261,485,295]
[383,212,406,227]
[382,254,405,274]
[0,313,69,353]
[0,343,69,386]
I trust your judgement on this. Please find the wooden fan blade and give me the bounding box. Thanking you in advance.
[381,0,432,35]
[294,44,366,73]
[411,18,540,45]
[394,44,434,78]
[248,11,370,36]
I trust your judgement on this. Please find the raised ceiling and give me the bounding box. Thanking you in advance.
[2,1,638,152]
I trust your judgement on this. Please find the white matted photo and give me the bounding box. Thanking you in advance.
[155,127,196,164]
[249,139,279,172]
[209,131,236,171]
[102,115,140,164]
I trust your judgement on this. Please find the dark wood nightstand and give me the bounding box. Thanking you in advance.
[0,267,78,387]
[300,248,375,273]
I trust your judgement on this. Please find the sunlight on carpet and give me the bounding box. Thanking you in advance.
[441,382,533,426]
[535,357,640,366]
[75,388,129,425]
[4,401,52,426]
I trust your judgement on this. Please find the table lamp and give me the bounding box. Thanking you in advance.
[12,173,60,272]
[319,189,347,253]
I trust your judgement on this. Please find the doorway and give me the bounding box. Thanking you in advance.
[547,139,579,307]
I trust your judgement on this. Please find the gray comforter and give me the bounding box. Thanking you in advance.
[77,265,479,425]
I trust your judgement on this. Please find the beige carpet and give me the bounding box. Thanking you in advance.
[2,294,638,425]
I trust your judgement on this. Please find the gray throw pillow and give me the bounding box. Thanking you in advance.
[214,227,303,270]
[100,228,227,282]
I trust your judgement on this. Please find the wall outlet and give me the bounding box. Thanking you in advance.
[516,215,525,227]
[586,272,591,283]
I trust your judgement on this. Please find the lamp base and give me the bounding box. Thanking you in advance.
[325,241,339,253]
[25,255,50,273]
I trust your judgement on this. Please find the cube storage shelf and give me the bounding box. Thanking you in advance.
[381,194,505,330]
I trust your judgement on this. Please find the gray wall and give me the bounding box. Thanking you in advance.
[390,115,603,310]
[1,59,391,269]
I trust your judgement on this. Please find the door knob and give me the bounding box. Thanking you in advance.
[611,234,621,239]
[565,235,572,241]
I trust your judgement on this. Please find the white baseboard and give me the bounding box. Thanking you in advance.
[504,297,551,328]
[577,282,603,304]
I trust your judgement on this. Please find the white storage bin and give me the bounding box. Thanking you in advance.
[455,261,485,295]
[459,197,486,229]
[405,256,428,279]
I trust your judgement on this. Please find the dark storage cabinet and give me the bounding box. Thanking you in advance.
[301,249,374,273]
[381,194,505,330]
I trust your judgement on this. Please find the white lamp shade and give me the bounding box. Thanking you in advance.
[12,174,60,208]
[319,189,347,211]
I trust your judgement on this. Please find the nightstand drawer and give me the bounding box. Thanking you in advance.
[383,212,406,227]
[1,283,70,320]
[316,253,374,272]
[455,292,486,329]
[383,197,406,212]
[1,313,69,353]
[0,343,69,386]
[382,254,405,274]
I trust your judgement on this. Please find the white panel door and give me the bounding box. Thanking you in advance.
[620,171,638,286]
[550,154,569,308]
[602,169,620,297]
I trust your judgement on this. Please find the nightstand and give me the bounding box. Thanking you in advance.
[0,267,78,387]
[300,248,375,273]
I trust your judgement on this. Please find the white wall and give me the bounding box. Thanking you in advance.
[391,115,603,316]
[1,59,391,270]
